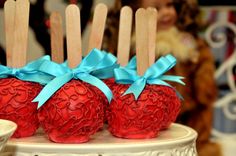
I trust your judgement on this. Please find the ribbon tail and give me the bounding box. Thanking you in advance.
[33,73,73,109]
[148,79,184,100]
[123,78,146,100]
[147,79,173,87]
[160,75,185,85]
[78,74,113,103]
[175,90,184,100]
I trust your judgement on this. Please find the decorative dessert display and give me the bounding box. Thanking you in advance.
[108,55,183,138]
[1,0,187,147]
[35,49,117,143]
[107,8,184,139]
[34,5,117,143]
[0,0,53,138]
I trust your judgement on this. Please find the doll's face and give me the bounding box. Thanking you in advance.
[141,0,177,31]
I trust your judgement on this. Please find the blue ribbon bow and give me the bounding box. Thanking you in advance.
[0,56,54,85]
[33,48,118,108]
[125,56,137,70]
[90,51,119,79]
[114,54,185,99]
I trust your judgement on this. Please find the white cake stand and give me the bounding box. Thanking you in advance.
[0,119,17,152]
[2,123,197,156]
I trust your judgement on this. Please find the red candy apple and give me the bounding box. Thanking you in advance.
[103,78,116,91]
[90,86,108,125]
[38,79,104,143]
[151,86,181,130]
[101,78,116,123]
[0,78,42,138]
[107,84,181,139]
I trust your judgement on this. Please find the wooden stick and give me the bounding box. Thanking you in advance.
[4,0,16,67]
[66,4,82,68]
[135,8,149,75]
[86,3,108,55]
[117,6,133,66]
[147,7,157,66]
[50,12,64,63]
[12,0,30,68]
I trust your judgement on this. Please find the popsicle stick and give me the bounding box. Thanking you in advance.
[147,7,157,66]
[50,12,64,63]
[117,6,133,66]
[4,0,16,67]
[11,0,30,68]
[135,8,149,75]
[86,3,108,55]
[66,4,82,68]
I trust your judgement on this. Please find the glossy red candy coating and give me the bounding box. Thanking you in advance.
[0,78,42,138]
[38,80,104,143]
[107,84,180,139]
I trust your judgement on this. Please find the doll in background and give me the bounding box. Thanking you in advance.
[103,0,222,156]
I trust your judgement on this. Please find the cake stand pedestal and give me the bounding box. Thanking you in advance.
[1,123,198,156]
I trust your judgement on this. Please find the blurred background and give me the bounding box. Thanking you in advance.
[0,0,236,155]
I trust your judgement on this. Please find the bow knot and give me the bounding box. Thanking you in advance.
[11,68,19,76]
[115,54,185,99]
[71,69,78,78]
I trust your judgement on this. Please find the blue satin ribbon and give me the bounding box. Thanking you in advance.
[114,54,185,99]
[0,56,54,85]
[90,51,119,79]
[33,48,118,108]
[125,56,137,69]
